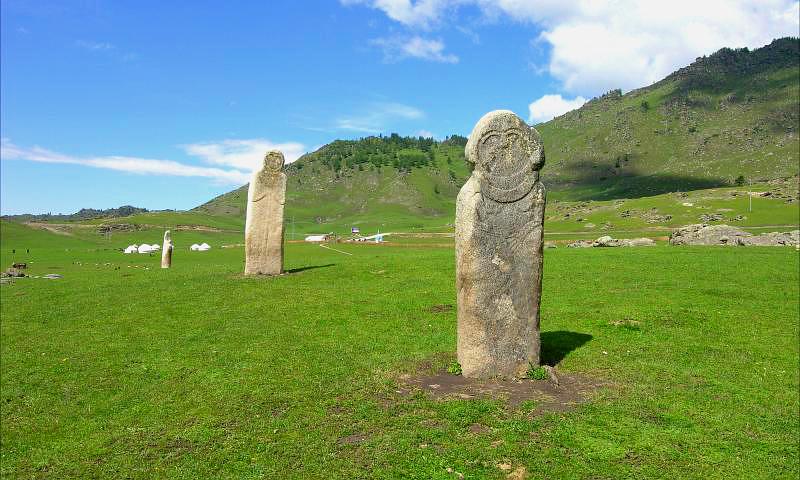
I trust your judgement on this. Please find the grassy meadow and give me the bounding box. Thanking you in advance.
[0,221,798,479]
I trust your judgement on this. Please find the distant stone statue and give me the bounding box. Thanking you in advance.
[456,110,547,378]
[161,230,173,268]
[245,150,286,275]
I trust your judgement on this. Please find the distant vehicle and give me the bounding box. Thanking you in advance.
[352,233,386,243]
[351,227,360,234]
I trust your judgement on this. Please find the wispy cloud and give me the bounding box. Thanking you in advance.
[335,102,425,133]
[75,40,139,62]
[1,137,308,185]
[75,40,116,51]
[181,139,307,171]
[371,35,458,63]
[341,0,451,28]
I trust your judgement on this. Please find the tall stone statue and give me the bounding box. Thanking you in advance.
[161,230,173,269]
[245,150,287,275]
[456,110,547,378]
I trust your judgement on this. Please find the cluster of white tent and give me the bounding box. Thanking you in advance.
[123,242,211,253]
[123,243,161,254]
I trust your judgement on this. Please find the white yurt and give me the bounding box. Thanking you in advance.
[198,243,211,251]
[137,244,154,254]
[150,243,161,250]
[190,243,201,251]
[124,244,138,254]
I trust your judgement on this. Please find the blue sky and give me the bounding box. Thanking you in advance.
[2,0,798,214]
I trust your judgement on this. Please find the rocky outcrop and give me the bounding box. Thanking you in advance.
[567,236,656,248]
[670,224,799,246]
[593,235,656,247]
[97,223,144,234]
[1,267,27,278]
[566,240,593,248]
[737,230,799,246]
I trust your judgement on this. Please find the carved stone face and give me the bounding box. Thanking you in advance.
[465,110,544,203]
[477,127,531,176]
[263,151,285,173]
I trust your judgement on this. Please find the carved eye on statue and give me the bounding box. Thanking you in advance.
[503,130,525,171]
[479,133,502,171]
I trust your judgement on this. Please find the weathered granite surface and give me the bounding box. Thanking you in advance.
[738,230,799,246]
[161,230,173,269]
[245,151,286,275]
[456,110,546,379]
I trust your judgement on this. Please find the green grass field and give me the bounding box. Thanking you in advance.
[1,223,798,479]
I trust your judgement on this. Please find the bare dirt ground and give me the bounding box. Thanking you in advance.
[397,362,610,412]
[24,222,88,236]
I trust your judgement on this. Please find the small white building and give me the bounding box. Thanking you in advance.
[137,244,155,254]
[305,234,331,242]
[124,244,138,254]
[190,243,211,251]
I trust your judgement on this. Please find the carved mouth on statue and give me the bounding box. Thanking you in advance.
[251,193,267,203]
[480,172,536,203]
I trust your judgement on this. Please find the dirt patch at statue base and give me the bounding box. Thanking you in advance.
[397,368,609,412]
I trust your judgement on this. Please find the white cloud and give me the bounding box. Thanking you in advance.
[182,139,307,171]
[0,138,309,185]
[528,94,586,123]
[371,35,459,63]
[336,102,425,133]
[533,0,800,93]
[341,0,454,28]
[347,0,800,94]
[416,129,435,138]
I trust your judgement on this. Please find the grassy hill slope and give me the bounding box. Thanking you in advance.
[193,136,473,233]
[539,37,799,200]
